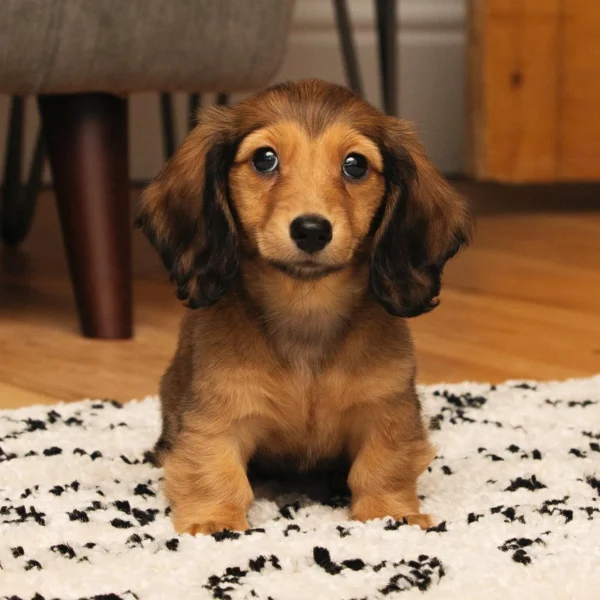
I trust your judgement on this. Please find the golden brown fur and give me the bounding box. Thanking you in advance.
[136,79,472,534]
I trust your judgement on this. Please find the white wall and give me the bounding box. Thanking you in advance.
[0,0,466,184]
[275,0,467,174]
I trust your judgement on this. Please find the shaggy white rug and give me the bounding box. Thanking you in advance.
[1,376,600,600]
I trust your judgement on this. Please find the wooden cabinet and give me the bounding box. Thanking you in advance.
[468,0,600,182]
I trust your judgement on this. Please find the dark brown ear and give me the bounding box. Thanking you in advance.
[135,106,240,307]
[369,118,472,318]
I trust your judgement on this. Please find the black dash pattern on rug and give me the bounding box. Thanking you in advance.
[1,378,599,598]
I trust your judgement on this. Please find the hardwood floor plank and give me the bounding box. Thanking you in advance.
[1,183,599,407]
[0,381,59,408]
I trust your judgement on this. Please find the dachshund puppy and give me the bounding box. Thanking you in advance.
[136,79,471,535]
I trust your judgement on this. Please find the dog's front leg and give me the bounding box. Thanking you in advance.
[162,430,253,535]
[347,406,435,530]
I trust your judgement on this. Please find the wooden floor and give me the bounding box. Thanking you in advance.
[1,182,599,409]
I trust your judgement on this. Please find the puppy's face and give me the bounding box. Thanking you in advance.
[137,79,472,317]
[230,121,385,280]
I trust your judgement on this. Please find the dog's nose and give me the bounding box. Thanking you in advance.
[290,215,332,253]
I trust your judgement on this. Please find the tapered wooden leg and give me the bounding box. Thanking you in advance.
[38,93,132,339]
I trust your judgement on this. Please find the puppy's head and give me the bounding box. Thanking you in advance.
[137,79,471,316]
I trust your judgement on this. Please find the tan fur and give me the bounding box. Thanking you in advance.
[137,80,472,535]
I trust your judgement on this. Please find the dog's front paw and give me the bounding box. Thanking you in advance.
[398,513,433,529]
[352,507,433,530]
[185,518,250,536]
[172,509,249,536]
[351,495,433,530]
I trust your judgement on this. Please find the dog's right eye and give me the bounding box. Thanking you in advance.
[252,147,279,173]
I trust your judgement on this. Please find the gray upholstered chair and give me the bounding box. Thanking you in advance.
[0,0,295,338]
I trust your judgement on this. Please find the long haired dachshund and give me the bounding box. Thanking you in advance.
[136,79,471,535]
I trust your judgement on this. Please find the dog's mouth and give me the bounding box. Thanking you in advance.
[268,259,346,281]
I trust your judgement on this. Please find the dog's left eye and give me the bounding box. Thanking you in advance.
[342,153,368,179]
[252,147,279,173]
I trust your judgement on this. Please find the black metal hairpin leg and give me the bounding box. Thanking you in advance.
[159,93,176,161]
[375,0,398,116]
[1,96,45,246]
[164,92,226,140]
[332,0,364,96]
[188,94,201,130]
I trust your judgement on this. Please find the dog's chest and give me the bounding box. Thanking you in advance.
[251,360,368,464]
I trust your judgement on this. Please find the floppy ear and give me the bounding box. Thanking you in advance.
[135,106,240,308]
[370,118,472,318]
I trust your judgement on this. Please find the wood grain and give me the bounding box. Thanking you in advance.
[560,0,600,179]
[1,184,599,408]
[468,0,600,182]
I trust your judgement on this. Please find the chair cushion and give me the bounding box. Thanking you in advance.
[0,0,295,94]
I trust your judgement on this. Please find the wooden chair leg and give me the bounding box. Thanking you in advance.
[38,93,132,339]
